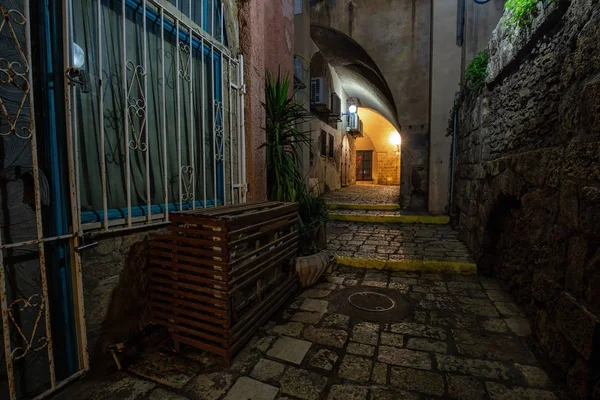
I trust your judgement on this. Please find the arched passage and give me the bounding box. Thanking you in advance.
[310,25,409,203]
[355,108,401,186]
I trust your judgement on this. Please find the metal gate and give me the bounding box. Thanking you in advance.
[1,0,246,398]
[1,1,88,399]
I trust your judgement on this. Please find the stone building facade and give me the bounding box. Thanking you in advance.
[453,1,600,398]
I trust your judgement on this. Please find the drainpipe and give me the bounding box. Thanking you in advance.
[456,0,465,46]
[448,92,460,217]
[239,54,247,202]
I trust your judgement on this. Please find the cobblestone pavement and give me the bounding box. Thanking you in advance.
[326,222,474,263]
[54,266,561,400]
[322,185,400,205]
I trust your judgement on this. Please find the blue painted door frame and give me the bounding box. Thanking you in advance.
[37,0,80,378]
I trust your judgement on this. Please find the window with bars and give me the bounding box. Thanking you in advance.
[68,0,244,231]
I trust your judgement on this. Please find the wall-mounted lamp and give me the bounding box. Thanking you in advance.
[66,42,90,93]
[348,104,357,114]
[390,131,401,153]
[73,42,85,69]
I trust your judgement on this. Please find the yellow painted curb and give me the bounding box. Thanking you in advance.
[335,256,477,275]
[328,214,450,224]
[327,203,401,211]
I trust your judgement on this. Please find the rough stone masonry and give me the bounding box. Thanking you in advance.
[453,1,600,398]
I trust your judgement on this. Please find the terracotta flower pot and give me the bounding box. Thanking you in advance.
[295,250,330,288]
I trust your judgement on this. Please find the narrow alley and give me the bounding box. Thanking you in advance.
[1,0,598,399]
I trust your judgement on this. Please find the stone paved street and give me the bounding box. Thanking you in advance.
[53,266,560,400]
[322,184,400,205]
[327,222,474,263]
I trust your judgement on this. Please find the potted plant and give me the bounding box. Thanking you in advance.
[262,69,330,287]
[296,191,330,287]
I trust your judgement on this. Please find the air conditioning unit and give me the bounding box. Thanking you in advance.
[347,113,363,137]
[311,77,331,111]
[330,93,341,118]
[347,113,359,130]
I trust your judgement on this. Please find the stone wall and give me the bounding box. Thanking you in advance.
[82,230,157,363]
[453,1,600,398]
[376,152,400,186]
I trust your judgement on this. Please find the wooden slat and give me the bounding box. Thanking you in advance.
[150,241,228,267]
[231,281,296,354]
[229,235,298,280]
[168,226,227,246]
[182,201,281,217]
[151,303,228,332]
[230,245,298,292]
[152,316,228,347]
[150,259,227,286]
[226,204,298,229]
[166,222,228,239]
[152,316,227,344]
[229,230,297,268]
[232,274,297,337]
[149,249,228,277]
[149,275,228,297]
[171,333,228,356]
[228,217,298,246]
[150,268,227,291]
[169,213,229,228]
[149,292,228,318]
[149,284,227,309]
[153,234,228,259]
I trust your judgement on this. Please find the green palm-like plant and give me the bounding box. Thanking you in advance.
[262,69,312,202]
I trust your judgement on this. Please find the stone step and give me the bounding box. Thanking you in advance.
[334,256,477,275]
[326,203,401,211]
[328,213,450,225]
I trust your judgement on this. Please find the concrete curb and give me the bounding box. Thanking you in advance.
[335,256,477,275]
[328,214,450,224]
[326,203,401,211]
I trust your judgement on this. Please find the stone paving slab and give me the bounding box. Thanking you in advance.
[327,221,474,263]
[52,266,561,400]
[322,184,400,205]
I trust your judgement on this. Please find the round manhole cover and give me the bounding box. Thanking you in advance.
[330,287,413,323]
[348,291,396,312]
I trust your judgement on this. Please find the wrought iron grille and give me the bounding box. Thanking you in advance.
[1,1,87,399]
[66,0,247,234]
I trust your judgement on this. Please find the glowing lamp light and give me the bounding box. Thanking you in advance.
[390,131,401,146]
[348,104,357,114]
[73,42,85,69]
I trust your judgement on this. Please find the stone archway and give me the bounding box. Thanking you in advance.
[310,24,422,210]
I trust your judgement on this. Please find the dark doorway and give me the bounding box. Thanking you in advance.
[356,151,373,181]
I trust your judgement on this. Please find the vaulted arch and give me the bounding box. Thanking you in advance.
[310,24,400,131]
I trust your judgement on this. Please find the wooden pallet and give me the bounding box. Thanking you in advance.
[149,201,299,364]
